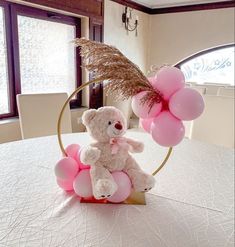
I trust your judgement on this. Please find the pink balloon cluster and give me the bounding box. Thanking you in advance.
[132,67,205,147]
[55,144,132,203]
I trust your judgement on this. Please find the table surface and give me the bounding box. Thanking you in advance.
[0,132,234,247]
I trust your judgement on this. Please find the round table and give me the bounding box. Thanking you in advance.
[0,132,234,247]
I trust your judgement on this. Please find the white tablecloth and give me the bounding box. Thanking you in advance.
[0,132,234,247]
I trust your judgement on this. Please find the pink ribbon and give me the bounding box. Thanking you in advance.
[110,137,130,154]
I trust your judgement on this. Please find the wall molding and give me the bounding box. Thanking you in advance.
[110,0,150,13]
[150,1,235,14]
[111,0,235,14]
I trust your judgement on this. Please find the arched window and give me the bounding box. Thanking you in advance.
[176,44,234,86]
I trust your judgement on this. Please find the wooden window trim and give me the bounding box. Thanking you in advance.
[175,43,235,68]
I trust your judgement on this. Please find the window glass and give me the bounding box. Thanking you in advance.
[0,7,10,115]
[180,46,234,85]
[18,15,76,95]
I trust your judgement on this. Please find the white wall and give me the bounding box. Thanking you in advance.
[104,0,150,73]
[0,120,22,143]
[148,8,235,67]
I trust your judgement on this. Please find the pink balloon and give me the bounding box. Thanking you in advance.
[57,178,74,191]
[151,111,185,147]
[77,148,90,170]
[107,171,132,203]
[131,91,162,118]
[73,169,93,198]
[65,144,80,161]
[148,77,156,86]
[153,67,185,100]
[55,157,79,180]
[169,88,205,121]
[140,118,154,133]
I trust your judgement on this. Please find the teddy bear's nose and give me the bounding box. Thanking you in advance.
[115,123,122,130]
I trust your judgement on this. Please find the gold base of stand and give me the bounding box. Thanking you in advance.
[80,191,146,205]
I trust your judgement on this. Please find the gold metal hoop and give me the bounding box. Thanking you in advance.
[57,78,173,176]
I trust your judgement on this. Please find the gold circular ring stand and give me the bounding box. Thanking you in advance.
[57,78,173,176]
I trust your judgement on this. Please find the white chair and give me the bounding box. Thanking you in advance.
[17,93,72,139]
[188,82,197,86]
[204,82,230,87]
[185,82,192,88]
[191,85,207,95]
[217,87,234,97]
[203,84,222,95]
[191,95,234,148]
[183,121,193,139]
[226,85,235,89]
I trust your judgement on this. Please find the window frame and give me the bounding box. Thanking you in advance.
[0,1,15,119]
[175,44,235,84]
[0,1,82,119]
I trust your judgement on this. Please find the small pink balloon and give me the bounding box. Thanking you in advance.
[55,157,79,180]
[65,144,80,161]
[77,148,90,170]
[57,178,74,191]
[151,111,185,147]
[140,118,154,133]
[131,91,162,118]
[148,77,156,86]
[169,88,205,121]
[73,169,93,198]
[153,67,185,100]
[107,171,132,203]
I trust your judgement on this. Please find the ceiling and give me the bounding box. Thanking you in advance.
[132,0,232,9]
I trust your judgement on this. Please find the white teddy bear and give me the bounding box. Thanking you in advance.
[80,106,155,199]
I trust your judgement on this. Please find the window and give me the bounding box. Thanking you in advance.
[18,16,76,95]
[0,2,81,119]
[176,45,234,85]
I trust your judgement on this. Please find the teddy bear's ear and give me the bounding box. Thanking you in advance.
[82,109,97,125]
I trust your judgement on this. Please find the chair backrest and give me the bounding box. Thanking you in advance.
[226,85,235,89]
[183,121,193,139]
[202,84,222,95]
[185,82,192,88]
[204,82,230,87]
[191,95,234,148]
[17,93,72,139]
[217,87,234,97]
[191,85,207,95]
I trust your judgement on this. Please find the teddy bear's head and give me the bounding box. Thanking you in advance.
[82,106,127,142]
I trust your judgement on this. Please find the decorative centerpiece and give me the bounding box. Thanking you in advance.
[54,38,205,204]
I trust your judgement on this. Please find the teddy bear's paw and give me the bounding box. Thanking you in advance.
[93,179,117,199]
[133,142,144,153]
[129,141,144,153]
[133,174,155,192]
[80,147,101,165]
